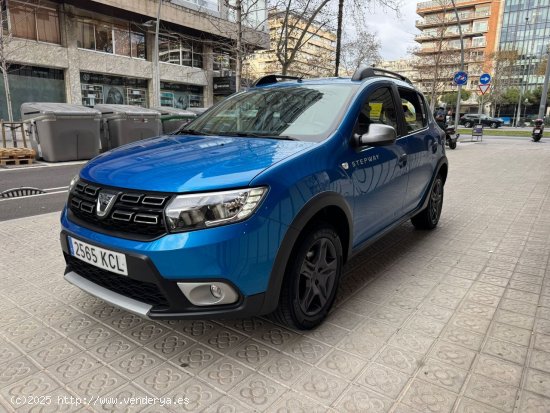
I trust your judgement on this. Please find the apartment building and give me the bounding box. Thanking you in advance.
[378,59,418,83]
[413,0,503,108]
[245,11,336,80]
[0,0,268,120]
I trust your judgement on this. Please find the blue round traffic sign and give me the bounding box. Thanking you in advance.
[454,71,468,86]
[480,73,491,85]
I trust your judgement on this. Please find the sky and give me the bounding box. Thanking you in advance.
[366,1,419,61]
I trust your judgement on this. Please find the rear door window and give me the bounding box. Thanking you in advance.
[398,88,427,134]
[353,87,398,136]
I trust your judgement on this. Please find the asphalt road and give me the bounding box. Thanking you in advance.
[0,134,543,222]
[0,162,85,221]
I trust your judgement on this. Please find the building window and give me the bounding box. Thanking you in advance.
[472,36,486,48]
[159,36,203,68]
[77,20,146,59]
[171,0,219,12]
[9,0,60,44]
[213,50,234,75]
[473,20,488,32]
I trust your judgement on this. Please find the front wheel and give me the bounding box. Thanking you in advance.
[449,140,457,149]
[464,121,472,128]
[490,122,498,129]
[272,224,343,330]
[533,135,541,142]
[411,175,444,230]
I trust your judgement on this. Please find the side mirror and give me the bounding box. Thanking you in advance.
[357,124,397,147]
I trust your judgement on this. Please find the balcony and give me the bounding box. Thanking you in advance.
[417,0,490,12]
[416,12,476,28]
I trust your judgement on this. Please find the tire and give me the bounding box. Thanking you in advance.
[411,175,444,230]
[464,121,472,128]
[533,136,541,142]
[272,224,343,330]
[490,122,498,129]
[449,140,457,149]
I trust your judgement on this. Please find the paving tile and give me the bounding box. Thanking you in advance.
[170,343,222,376]
[450,313,491,335]
[111,348,164,380]
[164,377,222,412]
[48,352,102,384]
[251,324,299,349]
[0,341,23,365]
[198,358,253,392]
[465,374,518,412]
[66,366,126,399]
[441,327,485,351]
[28,339,81,368]
[401,379,457,413]
[499,298,538,317]
[489,322,532,346]
[458,300,497,320]
[122,322,172,345]
[388,328,435,354]
[0,357,39,389]
[524,368,550,397]
[418,358,467,393]
[144,331,194,359]
[203,395,256,413]
[495,309,535,329]
[231,373,286,410]
[375,345,423,375]
[69,325,117,349]
[295,368,347,405]
[134,362,191,397]
[356,362,409,399]
[405,314,446,337]
[534,319,550,335]
[518,390,550,413]
[474,354,523,387]
[534,334,550,353]
[93,383,151,413]
[454,397,503,413]
[258,352,309,386]
[226,339,275,369]
[0,372,59,410]
[334,385,393,412]
[175,320,217,339]
[264,390,326,413]
[430,341,476,370]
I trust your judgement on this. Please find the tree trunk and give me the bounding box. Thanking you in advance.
[1,64,13,122]
[235,0,242,92]
[334,0,343,76]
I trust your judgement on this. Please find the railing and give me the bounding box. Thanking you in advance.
[417,0,486,10]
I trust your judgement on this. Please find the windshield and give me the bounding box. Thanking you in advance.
[182,84,358,142]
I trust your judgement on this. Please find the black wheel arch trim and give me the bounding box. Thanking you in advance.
[417,156,448,214]
[260,192,353,314]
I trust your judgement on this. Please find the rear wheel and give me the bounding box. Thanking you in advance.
[490,122,498,128]
[272,224,342,330]
[449,140,457,149]
[411,175,444,230]
[464,121,472,128]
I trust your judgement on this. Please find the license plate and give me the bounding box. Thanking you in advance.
[68,236,128,276]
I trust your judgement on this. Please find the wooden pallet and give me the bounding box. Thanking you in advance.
[0,148,36,166]
[0,157,34,166]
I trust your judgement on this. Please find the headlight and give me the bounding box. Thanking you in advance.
[165,187,268,232]
[68,174,79,193]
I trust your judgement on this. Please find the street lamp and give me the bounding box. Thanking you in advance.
[515,17,529,127]
[451,0,465,133]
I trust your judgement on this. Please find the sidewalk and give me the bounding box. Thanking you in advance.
[0,139,549,412]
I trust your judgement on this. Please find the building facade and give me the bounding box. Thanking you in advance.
[245,11,336,80]
[0,0,268,120]
[498,0,550,90]
[413,0,503,109]
[378,59,418,83]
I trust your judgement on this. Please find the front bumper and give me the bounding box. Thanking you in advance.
[60,229,267,319]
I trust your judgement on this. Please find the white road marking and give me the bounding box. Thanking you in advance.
[0,190,67,202]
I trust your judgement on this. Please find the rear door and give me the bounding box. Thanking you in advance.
[397,88,438,212]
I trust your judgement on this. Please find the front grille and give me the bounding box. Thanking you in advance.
[68,180,171,239]
[66,255,169,308]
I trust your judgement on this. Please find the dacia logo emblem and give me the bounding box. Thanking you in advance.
[96,190,118,218]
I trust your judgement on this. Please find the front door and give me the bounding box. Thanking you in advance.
[348,86,409,247]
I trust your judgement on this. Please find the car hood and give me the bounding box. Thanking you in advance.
[80,135,315,192]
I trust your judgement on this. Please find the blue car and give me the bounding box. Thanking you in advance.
[61,67,448,329]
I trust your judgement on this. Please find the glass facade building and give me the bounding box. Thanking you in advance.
[499,0,550,89]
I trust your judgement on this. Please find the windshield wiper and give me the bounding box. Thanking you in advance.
[176,128,212,136]
[216,132,297,141]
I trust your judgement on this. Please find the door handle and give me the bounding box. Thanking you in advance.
[398,153,407,168]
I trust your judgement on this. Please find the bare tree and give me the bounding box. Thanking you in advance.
[485,49,518,116]
[412,0,462,109]
[269,0,334,76]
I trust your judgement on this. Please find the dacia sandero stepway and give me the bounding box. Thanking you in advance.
[60,67,448,329]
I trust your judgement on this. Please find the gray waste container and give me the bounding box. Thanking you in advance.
[152,107,196,134]
[94,104,162,150]
[20,102,101,162]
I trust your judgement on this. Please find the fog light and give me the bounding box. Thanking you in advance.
[210,284,223,299]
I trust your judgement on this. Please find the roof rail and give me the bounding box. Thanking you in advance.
[253,74,303,87]
[352,66,412,85]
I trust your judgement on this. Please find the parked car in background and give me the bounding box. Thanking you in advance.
[60,67,448,330]
[459,114,504,128]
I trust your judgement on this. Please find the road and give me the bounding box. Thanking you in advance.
[0,134,544,222]
[0,162,85,221]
